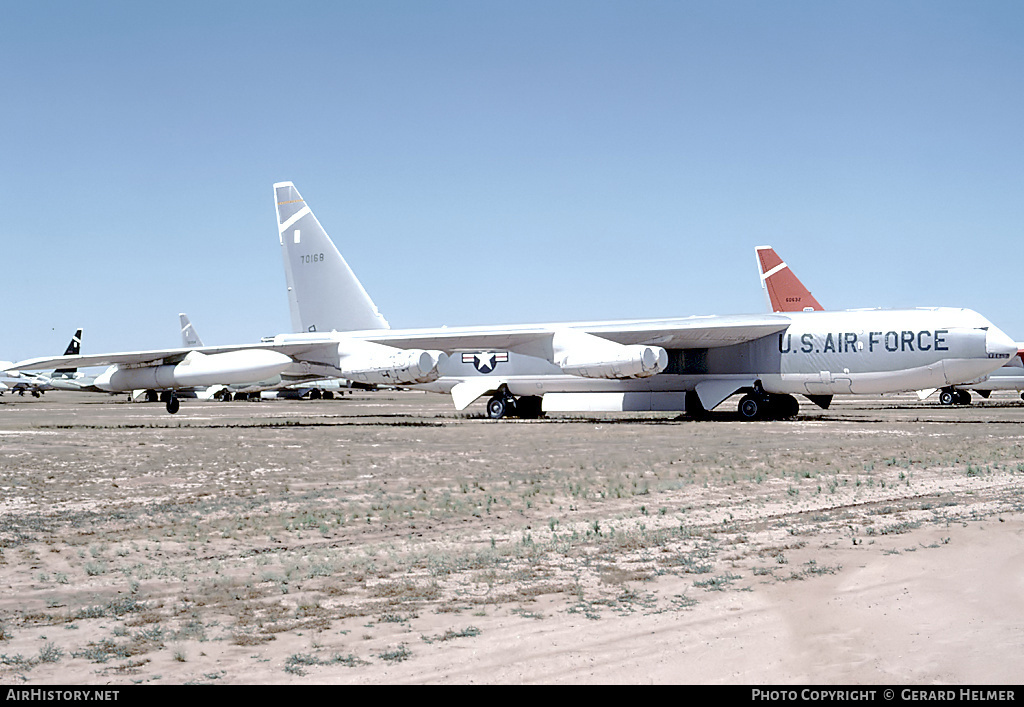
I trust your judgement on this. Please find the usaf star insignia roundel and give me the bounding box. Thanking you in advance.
[462,351,509,374]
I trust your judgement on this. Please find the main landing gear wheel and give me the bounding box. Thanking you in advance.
[738,394,763,421]
[165,395,180,414]
[939,389,972,405]
[487,394,516,419]
[486,393,544,420]
[514,396,543,419]
[738,393,799,421]
[773,393,800,419]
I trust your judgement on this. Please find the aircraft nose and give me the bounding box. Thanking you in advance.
[986,325,1018,359]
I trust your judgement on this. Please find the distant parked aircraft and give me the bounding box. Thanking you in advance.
[2,328,83,396]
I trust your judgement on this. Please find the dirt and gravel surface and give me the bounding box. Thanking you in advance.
[0,389,1022,685]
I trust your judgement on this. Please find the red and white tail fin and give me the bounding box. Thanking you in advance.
[755,246,824,313]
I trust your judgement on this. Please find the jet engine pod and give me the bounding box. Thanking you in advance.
[338,341,448,385]
[95,349,294,392]
[552,330,668,380]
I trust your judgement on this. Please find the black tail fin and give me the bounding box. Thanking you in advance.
[53,328,82,378]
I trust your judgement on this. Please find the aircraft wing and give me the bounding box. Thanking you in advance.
[8,340,341,372]
[363,314,792,353]
[11,314,791,380]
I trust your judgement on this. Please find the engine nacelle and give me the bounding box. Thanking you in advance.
[338,341,448,385]
[552,330,667,380]
[95,350,294,391]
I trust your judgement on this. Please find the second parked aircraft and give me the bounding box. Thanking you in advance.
[755,245,1024,406]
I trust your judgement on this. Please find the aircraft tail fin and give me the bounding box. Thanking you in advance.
[274,182,390,334]
[755,246,824,313]
[180,313,204,348]
[52,328,83,378]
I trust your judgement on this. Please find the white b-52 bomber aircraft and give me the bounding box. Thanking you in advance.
[11,182,1019,418]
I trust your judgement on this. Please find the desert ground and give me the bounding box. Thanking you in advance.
[0,388,1022,685]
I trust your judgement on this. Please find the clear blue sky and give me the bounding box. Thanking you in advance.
[3,0,1023,361]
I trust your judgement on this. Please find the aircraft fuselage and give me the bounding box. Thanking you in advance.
[331,307,1015,410]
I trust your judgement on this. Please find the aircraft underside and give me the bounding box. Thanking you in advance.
[407,334,992,420]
